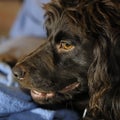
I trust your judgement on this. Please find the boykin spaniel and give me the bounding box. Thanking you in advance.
[13,0,120,119]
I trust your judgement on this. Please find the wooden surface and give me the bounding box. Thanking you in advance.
[0,1,22,36]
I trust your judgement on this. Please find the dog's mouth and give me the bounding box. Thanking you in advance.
[31,82,80,101]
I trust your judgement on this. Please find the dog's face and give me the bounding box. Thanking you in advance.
[13,0,119,110]
[13,0,95,106]
[13,21,93,105]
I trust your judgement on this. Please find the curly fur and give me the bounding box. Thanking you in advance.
[13,0,120,119]
[43,0,120,119]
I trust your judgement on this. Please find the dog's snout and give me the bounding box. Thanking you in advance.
[13,65,26,80]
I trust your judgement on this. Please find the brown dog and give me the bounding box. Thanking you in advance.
[13,0,120,119]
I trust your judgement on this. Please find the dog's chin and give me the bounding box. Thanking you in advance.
[31,82,80,104]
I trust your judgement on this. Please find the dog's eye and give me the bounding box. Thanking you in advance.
[57,40,75,52]
[60,41,73,49]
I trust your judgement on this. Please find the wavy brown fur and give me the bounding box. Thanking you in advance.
[44,0,120,119]
[13,0,120,119]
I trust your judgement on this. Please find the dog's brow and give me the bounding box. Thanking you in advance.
[55,31,80,44]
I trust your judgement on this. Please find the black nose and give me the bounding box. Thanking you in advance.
[13,65,26,80]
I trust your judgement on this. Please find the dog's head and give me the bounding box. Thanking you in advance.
[13,0,120,112]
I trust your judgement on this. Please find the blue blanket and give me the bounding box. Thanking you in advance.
[0,62,79,120]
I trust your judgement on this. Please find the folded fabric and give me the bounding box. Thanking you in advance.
[0,62,79,120]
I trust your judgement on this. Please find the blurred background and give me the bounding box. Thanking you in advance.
[0,0,23,36]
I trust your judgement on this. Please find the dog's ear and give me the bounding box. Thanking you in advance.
[113,30,120,62]
[60,0,80,7]
[87,29,120,115]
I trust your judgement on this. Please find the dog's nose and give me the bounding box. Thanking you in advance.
[13,65,26,80]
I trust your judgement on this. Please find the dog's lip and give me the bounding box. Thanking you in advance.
[31,90,55,100]
[59,82,80,93]
[31,82,80,100]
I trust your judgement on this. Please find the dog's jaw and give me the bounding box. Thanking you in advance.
[30,82,80,104]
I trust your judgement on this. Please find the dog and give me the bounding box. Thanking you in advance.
[13,0,120,119]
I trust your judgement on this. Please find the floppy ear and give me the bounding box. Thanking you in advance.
[87,28,120,116]
[108,30,120,120]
